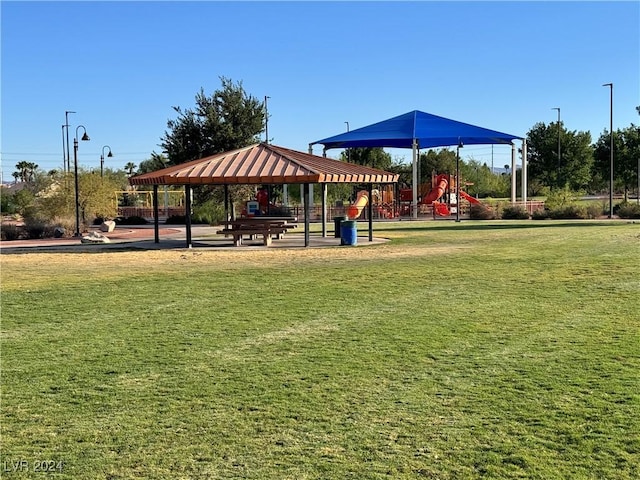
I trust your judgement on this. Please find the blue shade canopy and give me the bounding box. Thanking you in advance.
[313,110,523,150]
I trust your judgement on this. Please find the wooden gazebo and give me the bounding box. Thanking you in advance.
[129,143,398,247]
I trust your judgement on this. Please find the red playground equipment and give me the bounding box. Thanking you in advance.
[346,188,396,220]
[400,173,480,217]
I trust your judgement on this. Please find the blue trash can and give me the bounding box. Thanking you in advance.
[340,220,357,246]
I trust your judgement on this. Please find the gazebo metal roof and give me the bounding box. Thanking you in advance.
[129,142,399,186]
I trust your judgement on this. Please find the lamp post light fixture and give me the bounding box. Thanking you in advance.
[603,83,613,218]
[456,139,463,222]
[73,125,90,237]
[100,145,113,178]
[552,107,561,185]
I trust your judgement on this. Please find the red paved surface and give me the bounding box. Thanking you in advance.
[0,227,182,249]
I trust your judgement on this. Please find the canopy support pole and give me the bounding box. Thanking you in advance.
[224,185,230,223]
[412,139,418,219]
[185,184,192,249]
[521,139,528,208]
[153,184,159,243]
[321,183,327,237]
[456,142,461,222]
[303,183,310,247]
[511,143,517,204]
[368,183,373,242]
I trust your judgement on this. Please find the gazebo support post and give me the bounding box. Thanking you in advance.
[303,183,310,247]
[321,183,327,238]
[368,183,373,242]
[224,185,230,224]
[185,184,192,249]
[153,184,159,244]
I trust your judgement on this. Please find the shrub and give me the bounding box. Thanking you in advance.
[0,223,24,241]
[544,186,583,210]
[165,215,187,225]
[1,190,17,215]
[115,216,148,225]
[548,205,587,219]
[616,202,640,219]
[531,209,550,220]
[501,205,529,220]
[23,217,47,239]
[192,202,225,225]
[469,204,496,220]
[585,203,604,219]
[49,216,75,236]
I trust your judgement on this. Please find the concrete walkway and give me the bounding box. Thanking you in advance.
[1,225,387,253]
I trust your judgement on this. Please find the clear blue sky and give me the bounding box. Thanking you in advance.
[1,0,638,179]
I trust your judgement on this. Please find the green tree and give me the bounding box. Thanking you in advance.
[37,170,121,226]
[160,77,266,206]
[138,152,169,174]
[124,162,137,177]
[338,147,392,170]
[594,125,640,201]
[526,122,593,191]
[13,161,39,183]
[418,149,457,183]
[161,76,265,166]
[78,171,120,221]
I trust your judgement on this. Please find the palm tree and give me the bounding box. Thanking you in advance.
[15,161,39,182]
[124,162,137,177]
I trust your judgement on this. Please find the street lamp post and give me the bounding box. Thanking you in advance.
[264,96,270,144]
[65,111,76,173]
[61,125,67,171]
[456,139,463,222]
[552,107,561,186]
[73,125,90,237]
[345,122,350,162]
[603,83,613,218]
[100,145,113,177]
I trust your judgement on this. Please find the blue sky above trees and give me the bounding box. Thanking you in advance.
[1,1,638,177]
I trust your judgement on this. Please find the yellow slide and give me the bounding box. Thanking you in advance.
[346,190,369,219]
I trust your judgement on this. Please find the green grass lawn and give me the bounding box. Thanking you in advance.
[1,220,639,479]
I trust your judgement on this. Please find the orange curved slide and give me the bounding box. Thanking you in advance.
[423,174,448,204]
[459,190,480,204]
[346,190,369,219]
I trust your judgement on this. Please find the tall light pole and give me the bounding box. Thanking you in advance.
[65,111,76,173]
[61,125,67,171]
[552,107,561,186]
[456,139,463,222]
[73,125,90,237]
[264,96,270,144]
[345,121,350,162]
[100,145,113,178]
[603,83,613,218]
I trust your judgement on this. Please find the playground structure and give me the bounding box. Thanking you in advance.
[245,186,397,221]
[346,191,369,219]
[400,172,481,217]
[345,187,396,220]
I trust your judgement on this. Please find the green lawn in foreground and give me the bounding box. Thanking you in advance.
[1,220,639,479]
